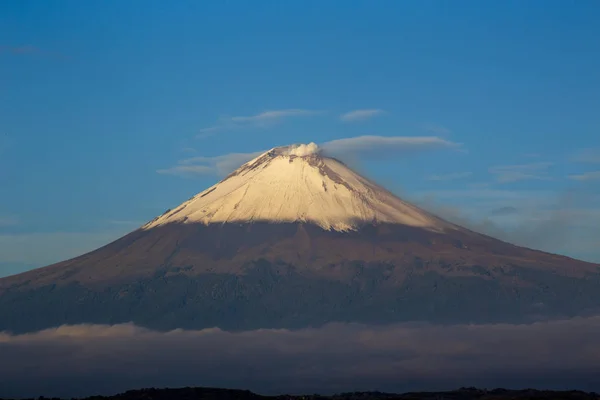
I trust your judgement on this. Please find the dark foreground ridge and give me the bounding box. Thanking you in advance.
[3,387,600,400]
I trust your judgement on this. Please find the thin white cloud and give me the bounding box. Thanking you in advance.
[0,216,19,227]
[0,45,69,60]
[156,165,215,176]
[569,171,600,181]
[415,188,600,262]
[195,120,242,138]
[180,152,265,175]
[0,45,41,55]
[158,151,265,177]
[427,172,473,181]
[231,109,322,123]
[419,123,451,135]
[489,206,520,216]
[321,135,460,158]
[467,182,492,189]
[196,109,323,137]
[488,162,554,183]
[418,188,555,203]
[339,109,385,122]
[196,126,223,138]
[571,148,600,164]
[159,136,461,178]
[197,126,222,134]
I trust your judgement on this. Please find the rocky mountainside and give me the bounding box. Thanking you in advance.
[1,144,599,334]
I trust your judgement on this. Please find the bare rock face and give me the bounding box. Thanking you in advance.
[1,145,599,334]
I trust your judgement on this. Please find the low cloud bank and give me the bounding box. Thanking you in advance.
[2,318,600,398]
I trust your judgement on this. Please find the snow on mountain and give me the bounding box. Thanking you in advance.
[2,144,599,335]
[144,144,454,232]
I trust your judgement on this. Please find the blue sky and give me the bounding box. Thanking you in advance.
[1,0,599,276]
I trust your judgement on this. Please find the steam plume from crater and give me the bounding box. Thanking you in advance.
[284,142,320,157]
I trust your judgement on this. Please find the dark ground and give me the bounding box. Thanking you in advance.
[4,387,600,400]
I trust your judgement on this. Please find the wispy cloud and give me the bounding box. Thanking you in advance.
[488,162,554,183]
[156,164,218,176]
[571,148,600,164]
[339,109,385,122]
[416,188,600,262]
[196,126,224,138]
[2,319,600,398]
[467,182,492,189]
[569,171,600,181]
[158,151,265,177]
[0,216,18,227]
[0,45,69,60]
[321,135,461,159]
[196,109,323,137]
[419,188,552,202]
[419,123,452,135]
[195,120,242,138]
[0,45,39,55]
[159,135,461,178]
[231,109,322,123]
[197,127,222,134]
[489,206,520,216]
[427,172,472,181]
[180,152,266,175]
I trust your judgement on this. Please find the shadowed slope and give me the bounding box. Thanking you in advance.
[0,221,598,334]
[2,220,598,288]
[1,145,599,333]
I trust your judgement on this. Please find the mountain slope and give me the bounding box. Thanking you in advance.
[0,144,599,333]
[144,145,453,232]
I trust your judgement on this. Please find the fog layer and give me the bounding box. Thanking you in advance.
[2,318,600,398]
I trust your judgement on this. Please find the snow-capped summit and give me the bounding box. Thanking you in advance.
[143,143,453,232]
[1,142,599,335]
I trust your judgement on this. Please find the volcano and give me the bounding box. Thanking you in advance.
[1,144,599,334]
